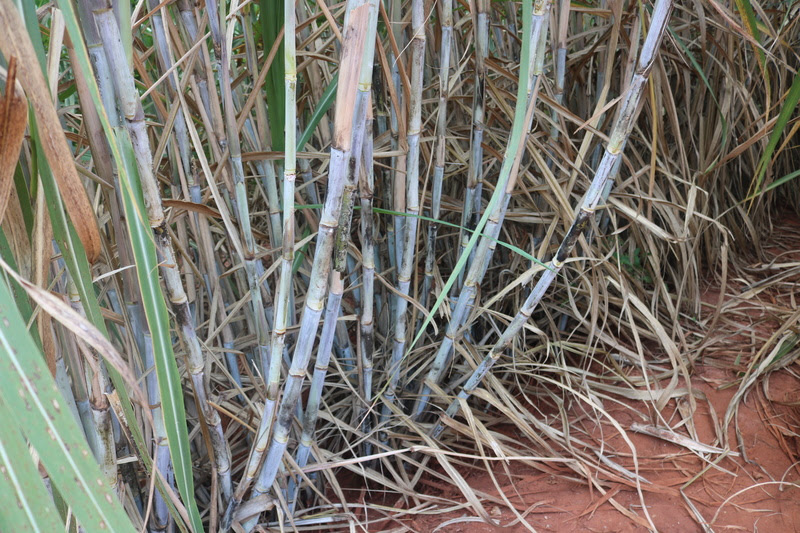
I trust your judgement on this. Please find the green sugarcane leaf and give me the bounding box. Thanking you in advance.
[0,394,65,532]
[115,131,204,533]
[732,0,770,123]
[291,225,312,276]
[762,169,800,194]
[260,0,285,152]
[297,72,339,151]
[293,204,550,266]
[733,0,764,65]
[371,207,549,267]
[0,274,135,532]
[18,0,47,69]
[750,72,800,205]
[12,165,34,238]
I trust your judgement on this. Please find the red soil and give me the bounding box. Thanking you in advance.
[403,363,800,532]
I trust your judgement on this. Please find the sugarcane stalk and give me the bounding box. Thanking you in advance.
[430,0,674,439]
[142,332,173,531]
[51,313,83,437]
[85,0,231,502]
[333,0,380,273]
[188,161,245,401]
[289,271,344,512]
[458,0,489,292]
[182,72,268,388]
[530,0,572,251]
[335,304,356,371]
[389,0,406,281]
[176,0,213,123]
[195,0,282,380]
[421,0,453,311]
[148,0,199,346]
[330,0,379,385]
[146,0,192,179]
[552,0,569,142]
[204,0,222,59]
[248,1,373,502]
[63,327,96,449]
[358,103,376,451]
[214,0,275,435]
[372,61,391,342]
[381,0,426,425]
[597,0,626,232]
[228,18,281,232]
[413,0,551,420]
[66,278,118,495]
[220,5,373,529]
[67,28,140,300]
[194,1,282,336]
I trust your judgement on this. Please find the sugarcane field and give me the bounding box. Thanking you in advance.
[1,0,799,531]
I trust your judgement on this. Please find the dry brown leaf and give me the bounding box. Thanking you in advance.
[2,187,31,278]
[0,0,101,263]
[0,58,27,225]
[163,198,223,219]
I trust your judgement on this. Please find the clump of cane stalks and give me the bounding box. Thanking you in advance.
[0,0,798,531]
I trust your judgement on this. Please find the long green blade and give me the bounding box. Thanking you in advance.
[260,0,285,151]
[116,128,204,533]
[0,394,64,532]
[297,72,339,151]
[0,226,40,348]
[294,204,549,265]
[0,275,135,532]
[750,72,800,203]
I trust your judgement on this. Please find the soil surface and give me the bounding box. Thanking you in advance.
[344,214,800,532]
[402,362,800,532]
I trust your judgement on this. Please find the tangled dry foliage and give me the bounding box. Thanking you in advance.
[1,0,800,531]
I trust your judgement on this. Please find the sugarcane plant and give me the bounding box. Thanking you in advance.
[422,0,453,308]
[430,0,674,438]
[458,0,489,291]
[220,0,300,522]
[381,0,426,426]
[413,0,553,420]
[248,0,376,501]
